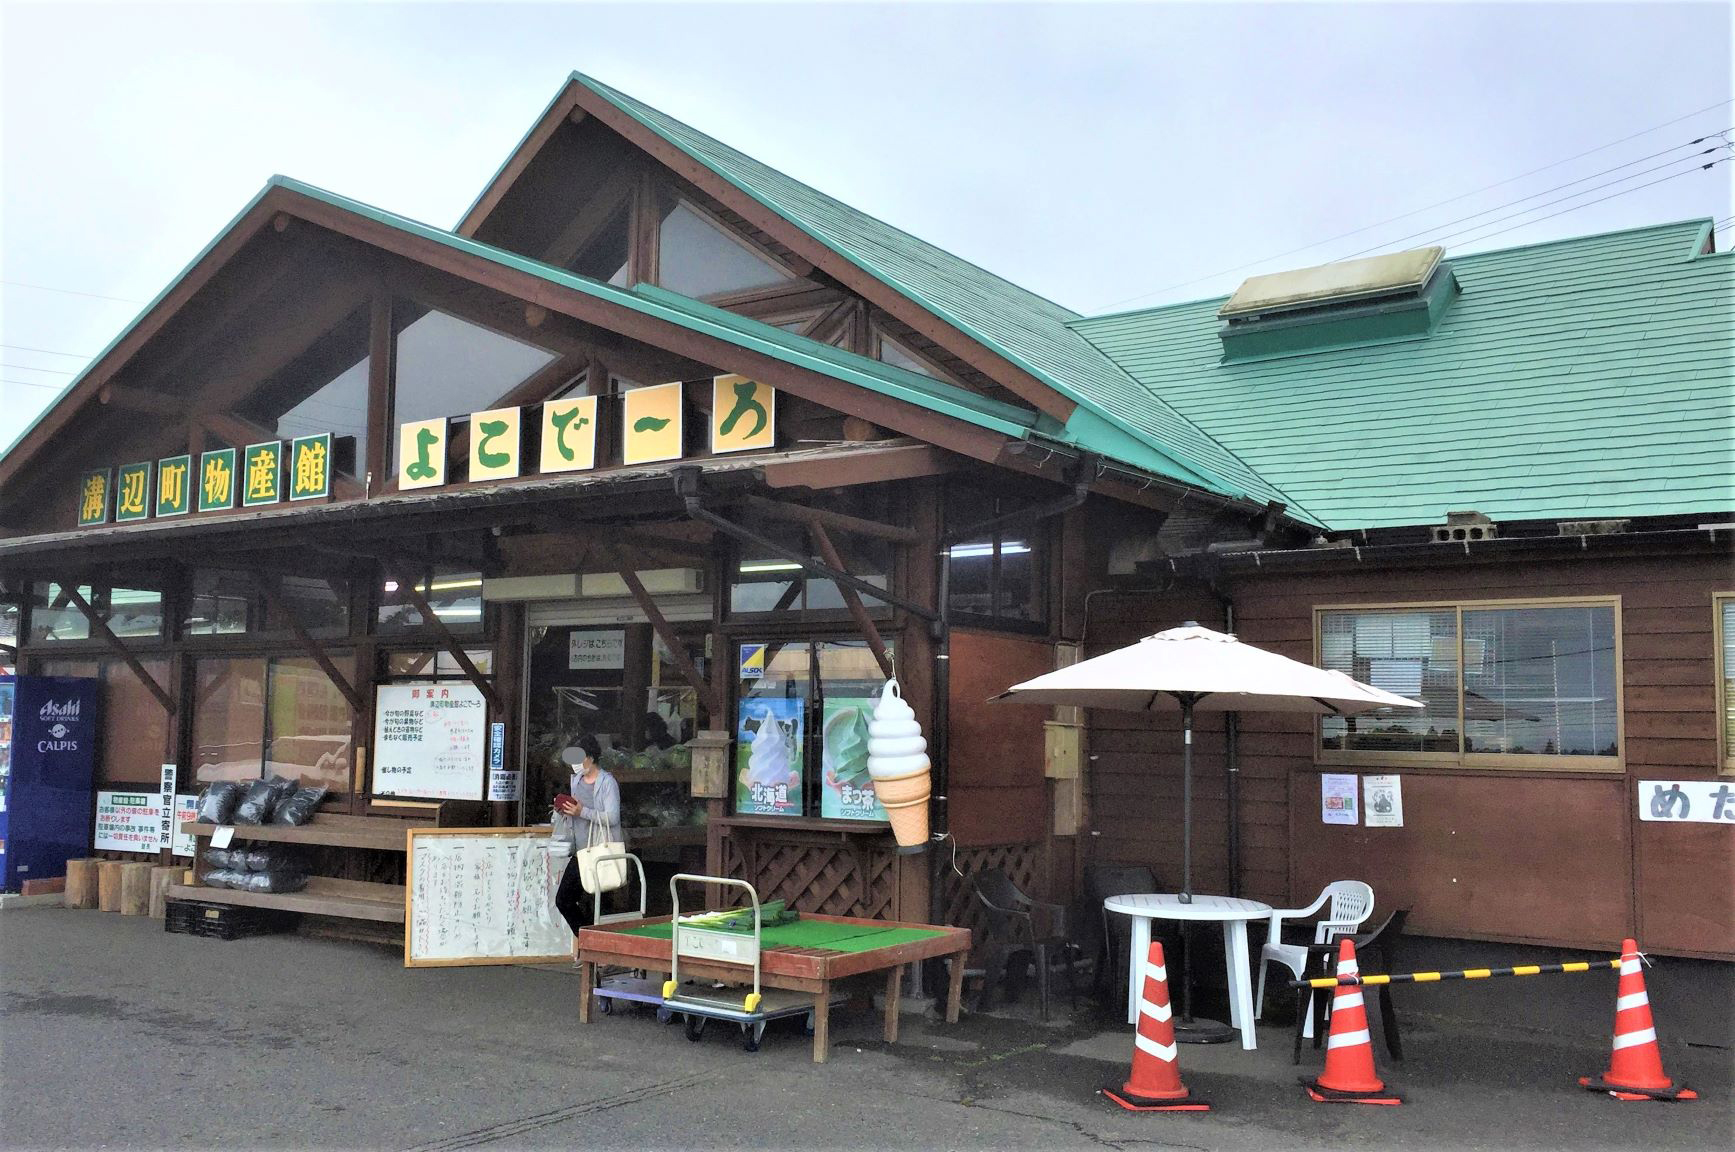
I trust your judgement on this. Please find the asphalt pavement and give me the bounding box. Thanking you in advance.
[1,906,1728,1150]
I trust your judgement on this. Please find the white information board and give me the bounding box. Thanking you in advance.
[373,681,488,800]
[569,629,626,670]
[94,790,162,853]
[405,828,573,967]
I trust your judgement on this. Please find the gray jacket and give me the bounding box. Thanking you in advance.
[551,767,623,848]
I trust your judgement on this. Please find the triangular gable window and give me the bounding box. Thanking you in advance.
[569,204,631,287]
[658,200,794,299]
[238,305,371,474]
[391,305,558,471]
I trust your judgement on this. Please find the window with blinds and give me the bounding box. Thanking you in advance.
[1718,595,1735,773]
[1317,599,1621,767]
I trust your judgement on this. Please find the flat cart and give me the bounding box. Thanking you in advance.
[576,881,972,1063]
[585,853,671,1021]
[659,874,840,1052]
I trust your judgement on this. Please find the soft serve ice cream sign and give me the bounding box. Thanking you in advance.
[735,699,803,816]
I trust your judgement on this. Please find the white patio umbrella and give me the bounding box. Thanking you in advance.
[996,621,1423,902]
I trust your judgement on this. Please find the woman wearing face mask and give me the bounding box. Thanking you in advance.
[550,733,623,941]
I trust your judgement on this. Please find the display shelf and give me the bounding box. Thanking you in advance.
[712,814,892,835]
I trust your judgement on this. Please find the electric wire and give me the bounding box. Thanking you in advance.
[0,362,75,375]
[1,378,66,391]
[1344,144,1735,259]
[1438,158,1733,252]
[1092,99,1735,311]
[0,343,94,359]
[1,279,146,305]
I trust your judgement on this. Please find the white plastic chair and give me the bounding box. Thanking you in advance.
[1254,880,1374,1035]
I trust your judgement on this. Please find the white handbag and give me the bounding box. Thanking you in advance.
[574,812,627,895]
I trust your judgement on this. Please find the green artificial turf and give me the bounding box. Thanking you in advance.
[618,918,946,953]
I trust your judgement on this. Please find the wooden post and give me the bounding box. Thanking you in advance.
[120,862,153,915]
[148,865,180,919]
[97,860,126,912]
[64,859,100,908]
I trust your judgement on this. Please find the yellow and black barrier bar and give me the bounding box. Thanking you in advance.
[1289,957,1623,989]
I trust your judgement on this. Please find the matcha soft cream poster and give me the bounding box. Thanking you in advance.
[821,698,887,821]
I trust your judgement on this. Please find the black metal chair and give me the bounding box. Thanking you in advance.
[971,869,1088,1021]
[1083,864,1161,1000]
[1294,907,1409,1064]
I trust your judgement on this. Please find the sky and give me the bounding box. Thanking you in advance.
[2,1,1730,452]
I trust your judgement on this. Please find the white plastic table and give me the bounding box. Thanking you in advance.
[1104,893,1273,1051]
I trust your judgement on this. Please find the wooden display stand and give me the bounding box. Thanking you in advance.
[97,860,125,912]
[64,859,100,909]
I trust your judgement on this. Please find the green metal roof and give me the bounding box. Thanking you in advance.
[1070,220,1735,531]
[566,73,1291,512]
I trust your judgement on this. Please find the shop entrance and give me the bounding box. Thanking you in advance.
[521,602,712,914]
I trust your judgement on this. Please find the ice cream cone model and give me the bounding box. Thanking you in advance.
[867,679,931,850]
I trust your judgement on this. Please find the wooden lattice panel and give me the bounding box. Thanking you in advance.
[720,835,898,920]
[939,841,1046,957]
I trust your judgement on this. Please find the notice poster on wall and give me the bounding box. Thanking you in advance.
[94,791,163,853]
[568,630,625,670]
[735,697,803,816]
[372,681,488,800]
[1363,774,1404,827]
[1320,773,1359,825]
[821,698,887,821]
[171,795,201,857]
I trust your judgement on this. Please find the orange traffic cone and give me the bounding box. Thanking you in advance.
[1302,938,1402,1105]
[1104,941,1209,1112]
[1578,939,1697,1101]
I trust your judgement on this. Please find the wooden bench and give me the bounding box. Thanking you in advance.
[169,805,482,925]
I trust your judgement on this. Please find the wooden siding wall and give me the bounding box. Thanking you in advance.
[1078,588,1294,904]
[1080,553,1733,958]
[946,629,1053,850]
[1229,552,1728,958]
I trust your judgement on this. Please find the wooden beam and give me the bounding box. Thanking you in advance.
[60,584,174,714]
[808,522,894,680]
[250,573,365,715]
[598,541,723,718]
[541,166,635,268]
[387,565,502,710]
[761,443,960,491]
[196,275,373,412]
[457,86,583,237]
[98,385,184,416]
[740,493,921,545]
[366,292,393,492]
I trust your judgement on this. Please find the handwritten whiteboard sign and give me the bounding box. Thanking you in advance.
[373,681,487,800]
[404,828,573,967]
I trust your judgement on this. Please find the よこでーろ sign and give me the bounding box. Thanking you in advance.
[621,382,683,465]
[398,418,448,490]
[468,406,522,482]
[288,433,333,501]
[155,454,192,517]
[113,462,152,522]
[711,376,775,454]
[76,468,112,527]
[242,441,283,506]
[539,396,598,474]
[197,448,237,512]
[371,680,488,801]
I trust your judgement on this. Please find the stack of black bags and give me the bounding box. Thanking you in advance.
[192,776,330,894]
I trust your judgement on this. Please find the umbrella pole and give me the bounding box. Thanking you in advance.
[1173,692,1230,1042]
[1181,696,1194,904]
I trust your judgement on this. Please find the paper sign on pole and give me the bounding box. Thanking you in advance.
[1638,780,1735,823]
[487,770,522,803]
[157,763,178,850]
[1321,773,1358,825]
[372,681,488,800]
[172,795,201,858]
[1363,774,1403,827]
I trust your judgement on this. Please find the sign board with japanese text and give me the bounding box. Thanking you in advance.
[1638,780,1735,823]
[197,448,237,512]
[114,462,152,522]
[155,455,192,518]
[1321,773,1358,825]
[406,828,571,967]
[710,375,775,454]
[156,763,178,850]
[1363,774,1403,827]
[468,407,522,482]
[172,794,200,857]
[76,468,111,526]
[568,629,626,670]
[94,791,163,854]
[621,382,684,466]
[371,680,488,801]
[288,433,333,501]
[242,441,283,506]
[398,418,448,490]
[538,396,598,474]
